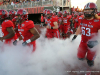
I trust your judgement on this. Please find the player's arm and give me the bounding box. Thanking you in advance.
[75,26,81,35]
[71,26,81,41]
[60,19,63,25]
[46,21,58,29]
[52,22,58,29]
[4,27,15,39]
[0,27,15,41]
[29,27,40,42]
[95,14,100,19]
[87,29,100,48]
[21,27,40,46]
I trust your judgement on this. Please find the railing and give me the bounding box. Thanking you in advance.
[0,0,70,10]
[0,1,53,10]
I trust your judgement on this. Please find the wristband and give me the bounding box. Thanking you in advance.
[72,35,77,41]
[26,39,31,43]
[16,38,19,41]
[51,27,53,29]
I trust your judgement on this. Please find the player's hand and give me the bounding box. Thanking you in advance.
[46,25,51,29]
[71,35,77,42]
[22,41,28,46]
[13,40,18,46]
[0,37,3,42]
[87,40,98,48]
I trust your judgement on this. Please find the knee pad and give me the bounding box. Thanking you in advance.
[87,59,94,67]
[78,58,85,61]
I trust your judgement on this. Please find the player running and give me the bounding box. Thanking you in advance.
[72,2,100,75]
[0,9,17,44]
[13,9,40,52]
[45,9,60,38]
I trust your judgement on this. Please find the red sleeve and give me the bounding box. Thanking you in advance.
[52,17,58,22]
[4,20,14,28]
[26,21,35,30]
[78,17,83,26]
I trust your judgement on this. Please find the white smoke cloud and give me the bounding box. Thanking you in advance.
[0,28,100,75]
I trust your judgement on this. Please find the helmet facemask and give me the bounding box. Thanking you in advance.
[84,9,95,18]
[46,14,51,19]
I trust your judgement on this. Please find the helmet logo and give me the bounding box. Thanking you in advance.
[12,11,14,14]
[23,11,26,15]
[85,3,90,9]
[2,11,5,15]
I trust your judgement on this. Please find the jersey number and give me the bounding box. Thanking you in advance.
[81,27,91,36]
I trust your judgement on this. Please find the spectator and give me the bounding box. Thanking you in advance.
[11,1,15,6]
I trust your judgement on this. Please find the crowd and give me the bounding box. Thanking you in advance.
[0,0,51,6]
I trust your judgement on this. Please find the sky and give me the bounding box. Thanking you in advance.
[71,0,97,9]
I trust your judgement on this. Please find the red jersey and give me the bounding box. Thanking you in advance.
[79,18,100,42]
[1,20,17,43]
[46,17,58,31]
[67,15,72,19]
[45,17,60,38]
[12,16,20,38]
[58,16,63,25]
[18,20,36,51]
[18,20,35,42]
[62,16,71,26]
[73,16,79,28]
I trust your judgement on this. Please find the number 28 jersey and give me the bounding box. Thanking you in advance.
[79,18,100,42]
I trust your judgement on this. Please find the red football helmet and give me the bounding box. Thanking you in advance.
[17,9,28,20]
[46,10,52,15]
[84,2,97,17]
[52,12,56,16]
[12,16,18,22]
[9,10,16,19]
[63,10,67,17]
[46,10,52,19]
[43,9,48,14]
[58,11,62,16]
[0,9,9,19]
[63,10,67,14]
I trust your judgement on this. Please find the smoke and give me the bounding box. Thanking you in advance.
[0,28,100,75]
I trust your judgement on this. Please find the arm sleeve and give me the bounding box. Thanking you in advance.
[5,21,14,28]
[27,23,35,30]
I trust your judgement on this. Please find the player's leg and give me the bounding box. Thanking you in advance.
[32,41,36,52]
[77,42,88,60]
[86,49,96,67]
[54,30,60,38]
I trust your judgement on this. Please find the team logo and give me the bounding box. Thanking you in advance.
[2,10,5,15]
[23,11,26,15]
[12,11,14,14]
[94,20,99,22]
[89,22,92,24]
[22,24,25,27]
